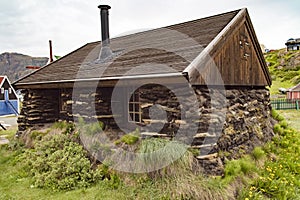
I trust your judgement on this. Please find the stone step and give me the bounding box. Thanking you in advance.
[197,153,218,160]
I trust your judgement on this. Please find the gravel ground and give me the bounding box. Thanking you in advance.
[0,115,17,128]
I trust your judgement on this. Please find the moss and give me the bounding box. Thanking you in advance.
[188,147,200,156]
[115,134,139,145]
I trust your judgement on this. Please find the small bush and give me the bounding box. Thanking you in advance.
[52,121,69,130]
[23,134,100,191]
[279,120,288,129]
[252,147,266,161]
[224,157,256,181]
[79,120,105,136]
[52,121,75,135]
[273,124,283,135]
[30,130,48,141]
[240,158,256,174]
[224,160,241,178]
[271,110,285,122]
[116,134,139,145]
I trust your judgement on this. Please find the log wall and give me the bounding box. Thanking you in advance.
[18,89,59,131]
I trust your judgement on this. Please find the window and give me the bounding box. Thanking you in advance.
[8,88,12,94]
[60,89,68,112]
[128,89,142,123]
[1,88,4,94]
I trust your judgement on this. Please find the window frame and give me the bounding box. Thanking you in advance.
[128,88,142,123]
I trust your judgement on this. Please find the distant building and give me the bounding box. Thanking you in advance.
[0,76,19,116]
[287,83,300,99]
[285,38,300,51]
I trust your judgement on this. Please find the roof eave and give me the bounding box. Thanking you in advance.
[14,72,187,89]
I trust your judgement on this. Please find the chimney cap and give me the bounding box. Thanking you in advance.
[98,5,111,10]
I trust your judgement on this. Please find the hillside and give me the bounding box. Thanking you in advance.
[0,52,48,82]
[265,49,300,96]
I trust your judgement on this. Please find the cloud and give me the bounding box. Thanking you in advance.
[0,0,299,56]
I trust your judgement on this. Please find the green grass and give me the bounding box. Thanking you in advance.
[0,127,228,200]
[268,80,293,96]
[277,110,300,131]
[1,111,300,200]
[0,141,158,200]
[239,111,300,199]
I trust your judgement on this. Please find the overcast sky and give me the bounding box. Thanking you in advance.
[0,0,299,57]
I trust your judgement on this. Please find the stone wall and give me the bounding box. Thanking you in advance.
[18,84,274,174]
[198,87,274,174]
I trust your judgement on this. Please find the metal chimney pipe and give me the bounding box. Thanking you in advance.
[97,5,113,61]
[49,40,54,63]
[98,5,111,46]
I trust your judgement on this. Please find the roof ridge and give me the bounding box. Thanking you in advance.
[99,9,242,43]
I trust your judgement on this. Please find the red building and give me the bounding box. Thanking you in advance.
[287,83,300,99]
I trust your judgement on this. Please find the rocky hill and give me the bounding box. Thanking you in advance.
[265,49,300,95]
[0,52,48,82]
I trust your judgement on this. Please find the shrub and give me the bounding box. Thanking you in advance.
[271,110,284,122]
[273,124,283,135]
[78,119,105,136]
[239,157,256,174]
[23,133,100,191]
[52,121,75,135]
[279,120,288,129]
[252,147,266,161]
[116,134,139,145]
[224,160,241,178]
[224,157,256,181]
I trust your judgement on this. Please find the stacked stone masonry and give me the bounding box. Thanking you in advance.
[18,84,274,175]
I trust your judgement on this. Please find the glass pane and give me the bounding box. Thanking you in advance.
[129,113,134,121]
[135,114,140,122]
[134,104,140,112]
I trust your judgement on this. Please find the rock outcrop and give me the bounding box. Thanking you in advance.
[0,52,48,82]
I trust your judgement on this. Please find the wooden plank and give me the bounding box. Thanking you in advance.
[197,153,218,160]
[193,133,217,138]
[140,103,153,109]
[142,119,167,124]
[140,132,169,137]
[191,143,217,149]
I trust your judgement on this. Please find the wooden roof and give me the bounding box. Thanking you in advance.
[0,76,4,85]
[0,76,18,98]
[14,8,271,88]
[289,83,300,92]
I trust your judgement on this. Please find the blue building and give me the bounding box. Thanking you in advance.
[0,76,19,116]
